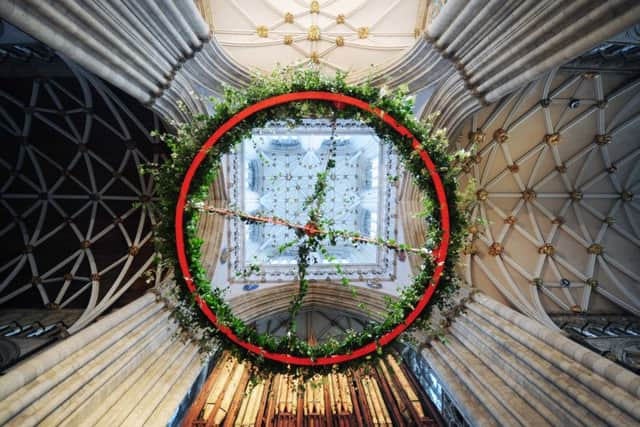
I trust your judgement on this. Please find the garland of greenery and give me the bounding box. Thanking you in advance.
[149,69,469,365]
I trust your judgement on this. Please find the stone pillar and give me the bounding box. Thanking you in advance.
[405,292,640,426]
[360,1,640,135]
[0,293,208,426]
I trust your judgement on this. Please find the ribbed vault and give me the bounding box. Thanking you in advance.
[0,3,639,427]
[3,1,639,129]
[0,54,163,332]
[456,67,640,326]
[204,0,430,76]
[371,0,640,136]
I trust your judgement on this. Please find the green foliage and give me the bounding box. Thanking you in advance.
[150,68,468,368]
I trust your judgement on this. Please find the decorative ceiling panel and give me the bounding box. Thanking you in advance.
[227,120,398,283]
[208,0,425,75]
[456,68,640,327]
[0,58,164,332]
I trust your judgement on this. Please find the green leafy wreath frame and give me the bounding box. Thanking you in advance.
[153,70,466,366]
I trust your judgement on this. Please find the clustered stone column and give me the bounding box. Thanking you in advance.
[365,0,640,135]
[0,293,207,426]
[406,292,640,426]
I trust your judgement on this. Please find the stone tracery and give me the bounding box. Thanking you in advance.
[0,60,164,332]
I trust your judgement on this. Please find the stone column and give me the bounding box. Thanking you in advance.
[0,293,208,427]
[405,292,640,426]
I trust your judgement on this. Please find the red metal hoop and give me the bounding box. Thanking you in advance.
[175,91,450,366]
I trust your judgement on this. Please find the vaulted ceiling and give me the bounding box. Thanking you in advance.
[456,67,640,326]
[0,54,163,332]
[204,0,431,76]
[0,2,639,332]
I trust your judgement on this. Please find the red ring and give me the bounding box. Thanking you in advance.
[175,91,450,366]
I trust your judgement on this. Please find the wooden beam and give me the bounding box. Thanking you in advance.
[385,358,424,425]
[204,359,240,427]
[297,386,304,426]
[222,362,252,427]
[264,375,279,427]
[323,381,332,427]
[398,361,447,427]
[182,352,230,427]
[254,375,272,427]
[352,370,374,427]
[372,364,406,427]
